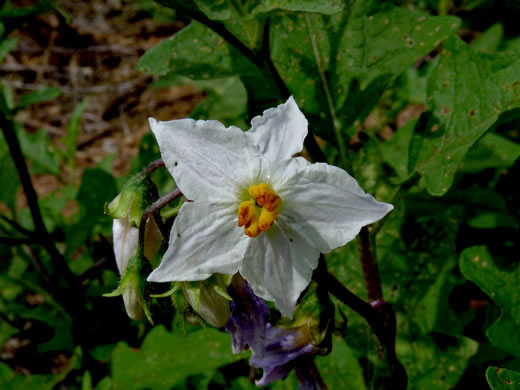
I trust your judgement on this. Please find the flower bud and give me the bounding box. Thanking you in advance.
[105,176,158,228]
[183,275,232,328]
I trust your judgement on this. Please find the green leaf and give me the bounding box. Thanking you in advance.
[111,326,247,389]
[77,168,118,220]
[61,99,87,173]
[0,320,17,349]
[154,74,248,128]
[81,371,92,390]
[379,117,417,181]
[461,132,520,173]
[253,0,343,15]
[16,126,59,175]
[194,0,343,19]
[95,377,112,390]
[138,20,278,115]
[486,366,520,389]
[17,87,61,110]
[460,246,520,357]
[397,335,478,389]
[0,363,55,390]
[414,35,520,195]
[0,37,18,63]
[189,77,248,128]
[68,168,118,252]
[270,3,459,142]
[471,23,504,53]
[377,198,464,320]
[138,22,252,79]
[350,133,393,200]
[316,338,367,390]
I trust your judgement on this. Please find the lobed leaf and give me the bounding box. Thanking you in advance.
[414,35,520,195]
[269,2,459,142]
[111,326,247,389]
[460,246,520,357]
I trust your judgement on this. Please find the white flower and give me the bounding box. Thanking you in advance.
[147,97,393,318]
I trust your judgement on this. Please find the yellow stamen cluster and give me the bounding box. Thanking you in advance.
[238,183,281,238]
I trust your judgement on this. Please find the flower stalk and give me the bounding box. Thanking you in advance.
[138,188,182,249]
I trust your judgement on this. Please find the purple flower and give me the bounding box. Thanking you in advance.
[226,276,326,389]
[226,275,268,355]
[251,324,319,387]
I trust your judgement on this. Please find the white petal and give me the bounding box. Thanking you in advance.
[276,162,393,253]
[112,219,145,320]
[149,117,261,202]
[247,96,308,163]
[147,201,248,282]
[122,288,145,320]
[113,218,139,274]
[240,224,319,318]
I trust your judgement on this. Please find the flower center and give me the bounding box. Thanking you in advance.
[237,183,281,238]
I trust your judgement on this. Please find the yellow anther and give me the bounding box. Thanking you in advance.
[242,183,281,237]
[245,215,261,238]
[264,192,281,212]
[258,208,279,232]
[248,183,270,207]
[238,200,256,227]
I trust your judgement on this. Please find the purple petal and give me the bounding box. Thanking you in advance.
[251,325,316,386]
[225,276,269,355]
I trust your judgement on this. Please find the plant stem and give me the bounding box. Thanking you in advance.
[0,215,33,236]
[357,226,383,302]
[138,158,165,178]
[0,115,46,235]
[139,189,182,250]
[324,266,407,390]
[0,112,77,289]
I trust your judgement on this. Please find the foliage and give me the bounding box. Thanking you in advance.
[1,0,520,389]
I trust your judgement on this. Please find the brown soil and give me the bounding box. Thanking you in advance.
[2,0,202,200]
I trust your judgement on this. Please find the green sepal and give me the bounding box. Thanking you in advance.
[103,253,154,324]
[183,274,233,310]
[137,251,155,324]
[274,281,334,351]
[103,255,139,298]
[183,281,202,311]
[105,175,159,228]
[150,283,180,298]
[207,274,233,301]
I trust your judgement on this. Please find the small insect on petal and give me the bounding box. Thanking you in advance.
[258,208,279,232]
[245,215,261,238]
[238,200,256,227]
